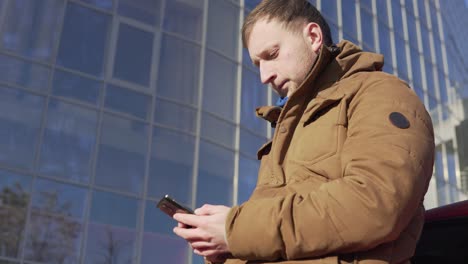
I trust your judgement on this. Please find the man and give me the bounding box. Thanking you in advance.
[173,0,435,263]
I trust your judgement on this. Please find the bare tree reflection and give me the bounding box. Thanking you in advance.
[25,190,81,264]
[92,225,133,264]
[0,182,29,258]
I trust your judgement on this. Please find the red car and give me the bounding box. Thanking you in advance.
[411,200,468,263]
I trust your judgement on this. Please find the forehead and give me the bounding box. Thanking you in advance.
[247,19,286,51]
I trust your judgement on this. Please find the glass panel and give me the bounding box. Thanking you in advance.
[376,0,388,25]
[321,0,338,23]
[24,179,86,264]
[342,0,357,41]
[105,84,151,120]
[163,0,204,41]
[245,0,261,10]
[435,145,446,206]
[391,1,403,38]
[361,7,375,51]
[78,0,113,10]
[425,61,436,110]
[329,22,339,45]
[203,51,237,120]
[378,24,393,69]
[0,86,44,169]
[207,0,239,58]
[410,48,422,88]
[142,201,189,264]
[395,35,408,80]
[57,2,111,77]
[1,0,64,61]
[240,128,266,157]
[0,54,50,91]
[407,14,418,49]
[446,141,457,196]
[238,156,258,204]
[154,99,197,133]
[95,114,149,194]
[360,0,372,9]
[113,23,154,87]
[438,70,447,104]
[118,0,162,26]
[86,191,137,264]
[429,4,439,39]
[241,67,267,134]
[417,0,427,27]
[201,113,236,148]
[0,170,32,259]
[197,141,234,207]
[157,34,200,106]
[420,26,432,61]
[148,128,195,204]
[52,69,101,105]
[38,100,98,183]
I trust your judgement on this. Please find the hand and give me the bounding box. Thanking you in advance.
[173,204,232,261]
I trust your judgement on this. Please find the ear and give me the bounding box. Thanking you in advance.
[302,22,323,53]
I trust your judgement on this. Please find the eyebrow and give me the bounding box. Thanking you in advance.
[251,44,279,67]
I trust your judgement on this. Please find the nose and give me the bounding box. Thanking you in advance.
[259,61,276,84]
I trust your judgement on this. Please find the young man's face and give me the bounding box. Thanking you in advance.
[247,18,321,98]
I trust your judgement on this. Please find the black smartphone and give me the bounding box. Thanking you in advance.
[157,195,194,217]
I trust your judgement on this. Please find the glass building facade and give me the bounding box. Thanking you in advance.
[0,0,466,263]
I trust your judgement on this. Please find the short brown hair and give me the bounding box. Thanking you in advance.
[242,0,333,48]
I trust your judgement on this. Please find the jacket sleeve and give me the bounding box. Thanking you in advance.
[225,78,435,261]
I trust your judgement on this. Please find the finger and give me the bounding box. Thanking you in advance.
[190,241,215,250]
[173,226,205,241]
[173,213,200,227]
[194,204,217,215]
[178,222,189,228]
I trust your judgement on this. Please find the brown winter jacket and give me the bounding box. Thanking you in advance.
[219,41,435,264]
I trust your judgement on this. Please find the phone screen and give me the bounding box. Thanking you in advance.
[157,195,194,217]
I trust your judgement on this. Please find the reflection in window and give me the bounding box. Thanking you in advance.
[376,0,388,24]
[0,87,44,170]
[39,100,98,183]
[157,34,200,106]
[105,84,151,120]
[203,51,237,121]
[391,1,403,38]
[57,2,111,77]
[197,141,234,207]
[95,114,148,194]
[1,0,63,61]
[86,191,137,264]
[0,170,31,259]
[241,68,267,134]
[240,128,266,158]
[0,54,50,91]
[149,128,195,204]
[395,35,408,80]
[118,0,162,26]
[52,69,101,105]
[407,13,418,49]
[378,24,393,71]
[207,0,239,58]
[163,0,204,41]
[361,8,375,51]
[24,179,86,264]
[201,113,236,147]
[238,156,259,204]
[142,201,189,263]
[154,99,197,133]
[78,0,113,10]
[113,23,154,87]
[321,0,338,23]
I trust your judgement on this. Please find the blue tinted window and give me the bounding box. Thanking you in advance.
[78,0,113,10]
[407,13,418,49]
[163,0,204,41]
[417,0,427,27]
[90,190,139,227]
[38,100,98,183]
[361,8,375,51]
[0,170,32,259]
[32,178,87,218]
[52,69,101,105]
[57,2,111,77]
[241,68,267,133]
[410,48,422,87]
[207,0,239,58]
[105,84,151,120]
[438,70,447,104]
[238,156,259,204]
[113,23,154,87]
[154,99,197,133]
[197,141,234,206]
[395,35,408,80]
[2,0,64,61]
[0,54,50,91]
[321,0,338,23]
[429,3,439,39]
[203,51,237,120]
[378,23,393,69]
[118,0,162,26]
[420,26,432,61]
[342,0,357,41]
[376,0,388,25]
[201,113,236,147]
[148,128,195,204]
[95,114,148,194]
[245,0,261,10]
[391,1,403,38]
[240,128,266,158]
[0,87,44,169]
[157,34,200,105]
[142,201,189,263]
[425,61,437,110]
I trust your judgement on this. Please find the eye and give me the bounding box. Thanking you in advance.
[269,49,279,59]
